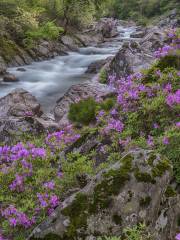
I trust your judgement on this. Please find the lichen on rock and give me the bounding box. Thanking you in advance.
[29,149,177,240]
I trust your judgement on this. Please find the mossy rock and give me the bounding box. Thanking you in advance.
[0,37,19,63]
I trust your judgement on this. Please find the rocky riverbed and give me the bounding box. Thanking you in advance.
[0,15,177,141]
[0,11,180,240]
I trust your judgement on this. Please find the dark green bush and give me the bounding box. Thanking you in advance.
[99,69,108,84]
[68,97,97,125]
[100,97,116,111]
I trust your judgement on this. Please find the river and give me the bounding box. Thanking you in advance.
[0,26,136,112]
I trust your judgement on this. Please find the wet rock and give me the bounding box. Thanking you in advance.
[29,150,178,240]
[85,59,107,74]
[130,30,147,38]
[3,73,19,82]
[17,67,26,72]
[61,35,79,51]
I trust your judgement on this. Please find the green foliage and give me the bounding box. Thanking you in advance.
[61,152,93,189]
[98,237,121,240]
[99,69,108,84]
[123,223,153,240]
[25,21,63,46]
[112,0,180,23]
[97,224,153,240]
[0,37,19,62]
[100,97,116,111]
[165,185,177,197]
[68,98,98,125]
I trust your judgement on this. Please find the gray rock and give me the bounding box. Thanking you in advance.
[107,40,154,79]
[95,18,118,38]
[0,88,42,118]
[54,81,113,126]
[130,30,147,38]
[85,59,107,74]
[17,67,26,72]
[29,150,179,240]
[0,89,59,143]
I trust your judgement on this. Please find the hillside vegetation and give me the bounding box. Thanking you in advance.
[0,26,179,239]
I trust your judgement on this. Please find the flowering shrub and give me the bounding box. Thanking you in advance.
[0,126,85,239]
[0,29,180,239]
[99,29,180,185]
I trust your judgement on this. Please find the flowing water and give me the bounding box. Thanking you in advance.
[0,26,135,111]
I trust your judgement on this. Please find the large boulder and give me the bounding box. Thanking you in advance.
[106,26,168,80]
[54,81,113,126]
[29,150,179,240]
[95,18,119,38]
[0,88,42,118]
[107,40,154,79]
[0,89,59,143]
[140,27,167,51]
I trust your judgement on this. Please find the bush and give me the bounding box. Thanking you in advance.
[68,98,98,125]
[100,97,116,111]
[99,69,108,84]
[25,21,64,46]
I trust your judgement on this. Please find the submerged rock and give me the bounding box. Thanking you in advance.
[3,73,19,82]
[29,150,179,240]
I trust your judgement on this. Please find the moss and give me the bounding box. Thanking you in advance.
[29,234,62,240]
[156,54,180,70]
[152,159,170,177]
[113,214,122,225]
[62,193,89,237]
[139,196,151,207]
[177,215,180,227]
[127,190,133,202]
[147,154,157,166]
[68,97,97,125]
[0,37,19,63]
[134,168,156,184]
[90,155,133,213]
[99,68,108,84]
[100,96,116,111]
[165,185,176,198]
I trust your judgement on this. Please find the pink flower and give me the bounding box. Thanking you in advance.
[147,135,154,147]
[153,123,159,129]
[9,217,17,227]
[175,233,180,240]
[43,181,55,190]
[176,122,180,128]
[162,137,169,145]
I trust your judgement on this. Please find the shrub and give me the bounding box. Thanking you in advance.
[68,97,97,125]
[100,97,116,111]
[25,21,64,46]
[99,69,108,84]
[123,223,153,240]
